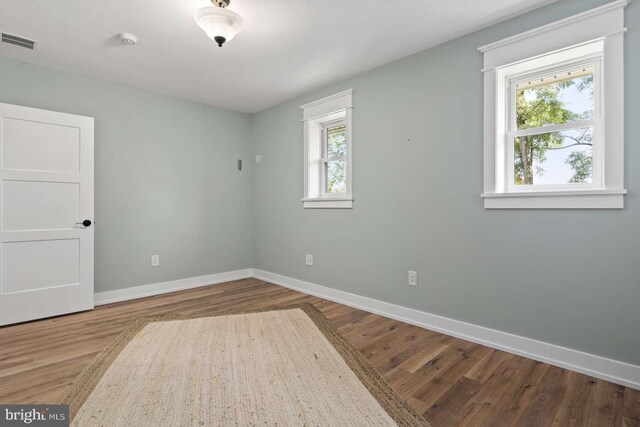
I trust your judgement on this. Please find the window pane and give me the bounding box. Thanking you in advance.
[326,124,346,157]
[516,67,594,129]
[325,160,346,194]
[514,127,593,185]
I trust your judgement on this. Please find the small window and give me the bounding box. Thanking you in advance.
[322,120,347,195]
[301,90,353,209]
[480,2,627,209]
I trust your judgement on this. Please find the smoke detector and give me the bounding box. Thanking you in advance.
[120,33,138,45]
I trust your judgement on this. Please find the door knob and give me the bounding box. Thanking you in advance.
[75,220,92,227]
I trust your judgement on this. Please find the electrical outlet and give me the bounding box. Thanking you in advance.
[151,255,160,267]
[408,271,417,287]
[305,254,314,266]
[256,155,262,164]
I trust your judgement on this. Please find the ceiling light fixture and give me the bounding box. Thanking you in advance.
[195,0,244,48]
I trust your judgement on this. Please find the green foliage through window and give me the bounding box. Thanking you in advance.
[325,123,347,193]
[514,69,594,185]
[326,160,346,193]
[327,124,347,157]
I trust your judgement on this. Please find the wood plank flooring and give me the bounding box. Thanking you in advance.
[1,278,638,426]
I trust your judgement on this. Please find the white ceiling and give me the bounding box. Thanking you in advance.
[0,0,556,113]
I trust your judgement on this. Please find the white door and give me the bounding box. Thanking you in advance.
[0,103,94,325]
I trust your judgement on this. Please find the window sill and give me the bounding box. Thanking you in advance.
[481,189,626,209]
[302,198,353,209]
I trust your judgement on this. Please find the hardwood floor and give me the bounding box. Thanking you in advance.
[1,278,638,426]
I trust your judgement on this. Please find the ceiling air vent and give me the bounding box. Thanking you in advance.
[1,33,36,50]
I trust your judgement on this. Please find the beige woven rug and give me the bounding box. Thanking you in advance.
[62,304,428,426]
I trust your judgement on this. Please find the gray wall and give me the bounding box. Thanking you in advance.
[1,0,637,366]
[250,0,640,365]
[0,57,254,293]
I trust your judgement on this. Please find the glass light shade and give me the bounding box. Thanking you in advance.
[195,7,244,44]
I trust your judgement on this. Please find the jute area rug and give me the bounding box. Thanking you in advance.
[62,304,429,426]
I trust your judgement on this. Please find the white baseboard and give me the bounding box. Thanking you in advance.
[252,269,640,390]
[94,269,253,306]
[91,267,640,390]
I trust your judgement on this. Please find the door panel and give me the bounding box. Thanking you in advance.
[0,103,93,325]
[2,117,80,172]
[2,181,80,231]
[2,239,80,294]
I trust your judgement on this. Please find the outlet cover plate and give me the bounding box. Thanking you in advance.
[408,271,417,287]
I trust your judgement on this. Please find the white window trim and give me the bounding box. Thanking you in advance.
[479,0,627,209]
[301,89,353,209]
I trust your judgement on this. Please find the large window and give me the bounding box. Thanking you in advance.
[301,90,353,209]
[480,1,626,209]
[508,60,599,190]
